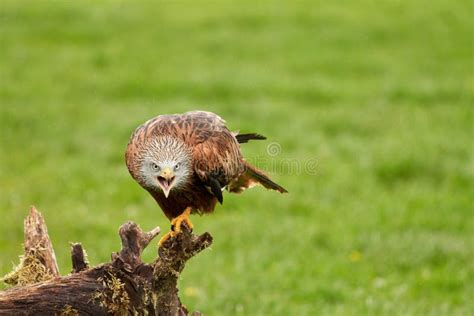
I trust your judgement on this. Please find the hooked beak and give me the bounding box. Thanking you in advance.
[157,168,176,198]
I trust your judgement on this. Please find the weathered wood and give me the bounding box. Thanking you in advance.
[155,227,212,316]
[1,207,60,286]
[0,267,109,314]
[24,206,60,278]
[0,207,213,315]
[111,221,161,274]
[71,243,89,273]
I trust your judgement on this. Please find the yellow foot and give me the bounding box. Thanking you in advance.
[158,230,176,246]
[171,206,193,233]
[158,207,193,246]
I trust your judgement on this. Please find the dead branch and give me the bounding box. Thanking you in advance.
[1,206,59,286]
[154,226,213,316]
[71,243,89,274]
[0,207,213,315]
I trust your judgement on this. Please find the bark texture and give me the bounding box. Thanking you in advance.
[0,207,212,315]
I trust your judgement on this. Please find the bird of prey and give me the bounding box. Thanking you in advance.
[125,110,287,244]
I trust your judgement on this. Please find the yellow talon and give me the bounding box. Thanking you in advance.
[158,207,193,246]
[158,230,176,246]
[171,206,193,233]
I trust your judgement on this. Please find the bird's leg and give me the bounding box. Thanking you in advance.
[158,230,176,246]
[171,206,193,233]
[158,207,193,246]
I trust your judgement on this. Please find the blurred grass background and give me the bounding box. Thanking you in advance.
[0,0,473,314]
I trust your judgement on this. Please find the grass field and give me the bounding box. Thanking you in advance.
[1,0,473,314]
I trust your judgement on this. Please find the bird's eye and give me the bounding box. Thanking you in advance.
[174,163,180,170]
[151,163,160,170]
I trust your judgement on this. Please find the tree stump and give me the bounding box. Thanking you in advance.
[0,206,213,315]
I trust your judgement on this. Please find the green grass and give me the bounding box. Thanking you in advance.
[1,0,473,314]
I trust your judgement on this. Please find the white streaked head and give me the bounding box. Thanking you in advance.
[138,136,192,197]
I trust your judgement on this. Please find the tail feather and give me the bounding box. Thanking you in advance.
[235,133,266,144]
[229,161,288,193]
[246,165,288,193]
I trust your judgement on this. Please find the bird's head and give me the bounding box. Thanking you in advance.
[137,137,192,197]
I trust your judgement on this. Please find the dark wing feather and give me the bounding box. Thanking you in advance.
[208,176,223,204]
[235,133,266,143]
[185,111,244,201]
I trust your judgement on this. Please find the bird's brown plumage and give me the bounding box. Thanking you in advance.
[125,111,286,220]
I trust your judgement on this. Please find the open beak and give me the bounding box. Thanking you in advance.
[157,168,175,198]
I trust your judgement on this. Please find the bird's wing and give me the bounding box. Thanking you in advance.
[184,111,244,203]
[126,111,244,203]
[129,111,227,145]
